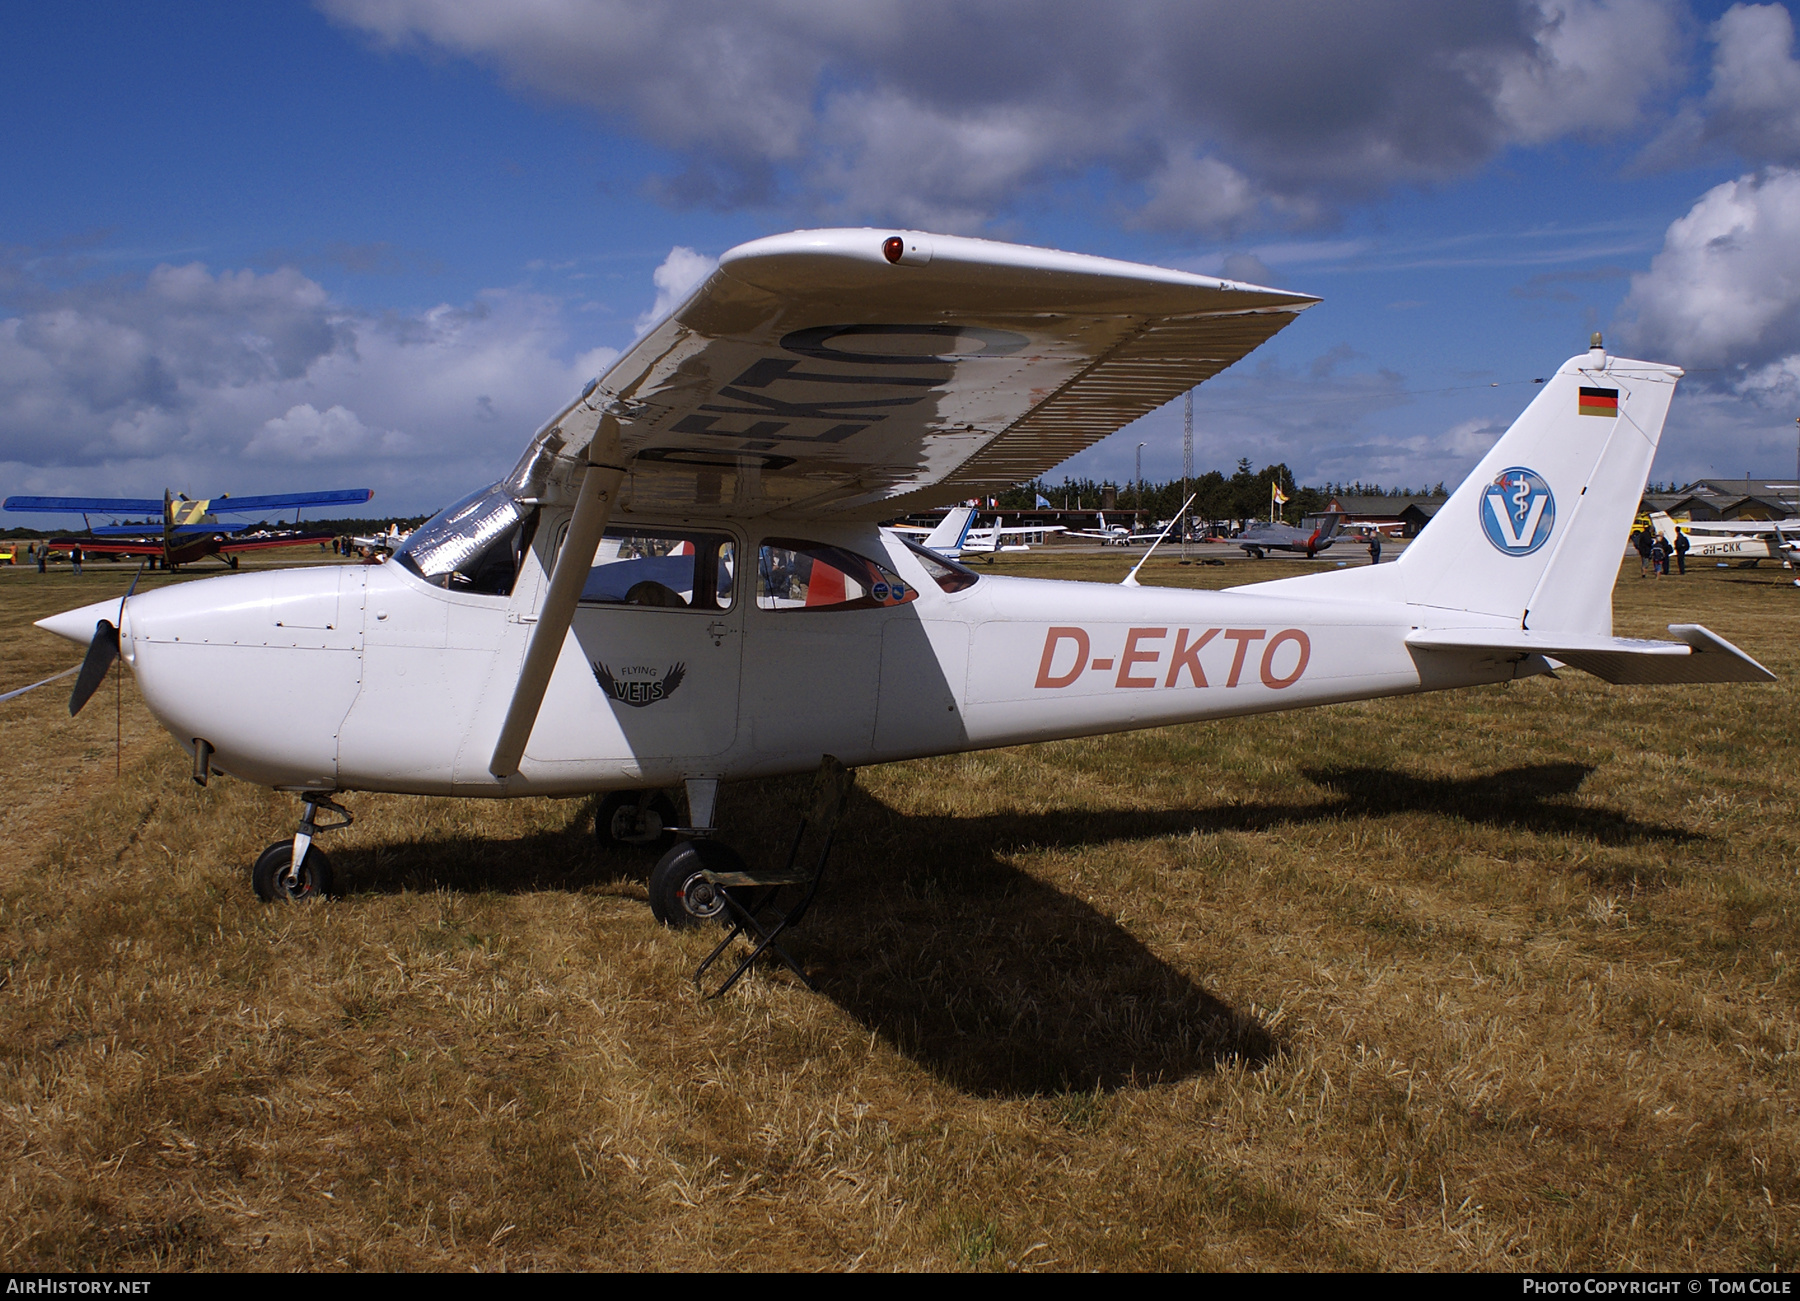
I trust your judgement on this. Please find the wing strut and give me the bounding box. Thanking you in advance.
[488,422,627,778]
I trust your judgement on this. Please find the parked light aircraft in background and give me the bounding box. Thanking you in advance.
[1235,511,1345,559]
[1067,512,1184,546]
[1068,512,1133,544]
[351,523,414,555]
[34,232,1772,932]
[5,488,374,569]
[1648,511,1797,567]
[892,506,1064,559]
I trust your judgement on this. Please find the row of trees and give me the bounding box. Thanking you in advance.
[996,462,1449,525]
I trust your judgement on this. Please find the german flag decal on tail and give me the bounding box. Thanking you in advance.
[1578,386,1619,417]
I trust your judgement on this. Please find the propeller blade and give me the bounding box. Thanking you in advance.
[68,620,120,717]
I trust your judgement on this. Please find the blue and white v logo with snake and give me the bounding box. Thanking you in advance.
[1480,467,1555,556]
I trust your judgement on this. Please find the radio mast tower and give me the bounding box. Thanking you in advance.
[1181,388,1194,558]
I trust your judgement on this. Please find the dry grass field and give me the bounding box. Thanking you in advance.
[0,544,1795,1271]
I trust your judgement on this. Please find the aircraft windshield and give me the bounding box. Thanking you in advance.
[396,484,539,595]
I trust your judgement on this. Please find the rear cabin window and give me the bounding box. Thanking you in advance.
[581,530,735,610]
[757,539,919,612]
[900,538,980,593]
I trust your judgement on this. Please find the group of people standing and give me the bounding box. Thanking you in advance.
[1634,524,1688,577]
[20,541,80,573]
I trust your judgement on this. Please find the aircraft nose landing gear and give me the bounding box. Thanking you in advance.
[252,795,353,902]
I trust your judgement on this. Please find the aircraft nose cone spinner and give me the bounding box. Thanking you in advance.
[35,598,123,648]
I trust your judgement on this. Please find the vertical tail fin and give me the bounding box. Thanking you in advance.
[923,505,976,555]
[1396,344,1681,635]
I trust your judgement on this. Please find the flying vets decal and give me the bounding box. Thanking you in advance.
[592,661,687,707]
[1033,626,1311,691]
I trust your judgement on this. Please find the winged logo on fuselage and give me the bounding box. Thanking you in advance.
[592,661,687,708]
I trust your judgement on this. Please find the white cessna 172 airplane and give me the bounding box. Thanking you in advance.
[35,231,1773,931]
[1647,510,1800,567]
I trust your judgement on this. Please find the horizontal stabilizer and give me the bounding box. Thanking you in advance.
[1406,624,1774,684]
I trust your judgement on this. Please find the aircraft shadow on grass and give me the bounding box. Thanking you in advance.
[325,760,1696,1097]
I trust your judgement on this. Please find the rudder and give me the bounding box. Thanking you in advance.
[1395,340,1681,635]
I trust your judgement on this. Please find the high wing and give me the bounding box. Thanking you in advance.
[1676,519,1784,534]
[488,229,1316,777]
[5,488,371,519]
[205,489,374,514]
[4,496,167,515]
[542,229,1316,521]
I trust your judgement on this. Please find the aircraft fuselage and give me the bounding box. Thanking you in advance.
[96,518,1525,798]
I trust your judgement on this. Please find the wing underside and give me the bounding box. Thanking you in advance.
[545,230,1316,521]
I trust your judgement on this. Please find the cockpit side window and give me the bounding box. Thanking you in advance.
[395,484,539,596]
[581,530,735,610]
[757,538,919,612]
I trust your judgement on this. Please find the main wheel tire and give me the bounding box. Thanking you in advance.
[595,791,680,851]
[251,842,334,902]
[648,840,747,929]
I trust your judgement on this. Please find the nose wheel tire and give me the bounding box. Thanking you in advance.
[648,840,746,929]
[252,842,334,902]
[595,791,680,851]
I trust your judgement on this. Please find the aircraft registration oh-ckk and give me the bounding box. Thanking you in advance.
[32,230,1776,944]
[1647,510,1800,569]
[4,488,375,570]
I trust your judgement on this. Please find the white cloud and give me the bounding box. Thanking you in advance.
[1610,164,1800,484]
[320,0,1689,236]
[1642,3,1800,167]
[0,257,621,513]
[634,246,719,334]
[246,403,414,460]
[1490,0,1684,142]
[1616,167,1800,368]
[1131,155,1312,239]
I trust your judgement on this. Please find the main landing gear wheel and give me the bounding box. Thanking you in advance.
[595,791,680,851]
[252,842,334,902]
[648,839,747,929]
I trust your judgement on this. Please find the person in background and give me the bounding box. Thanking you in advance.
[1649,533,1667,578]
[1634,525,1654,576]
[1366,532,1382,564]
[36,543,46,574]
[69,542,83,575]
[1674,527,1689,575]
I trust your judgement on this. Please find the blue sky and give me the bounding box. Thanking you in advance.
[6,1,1800,519]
